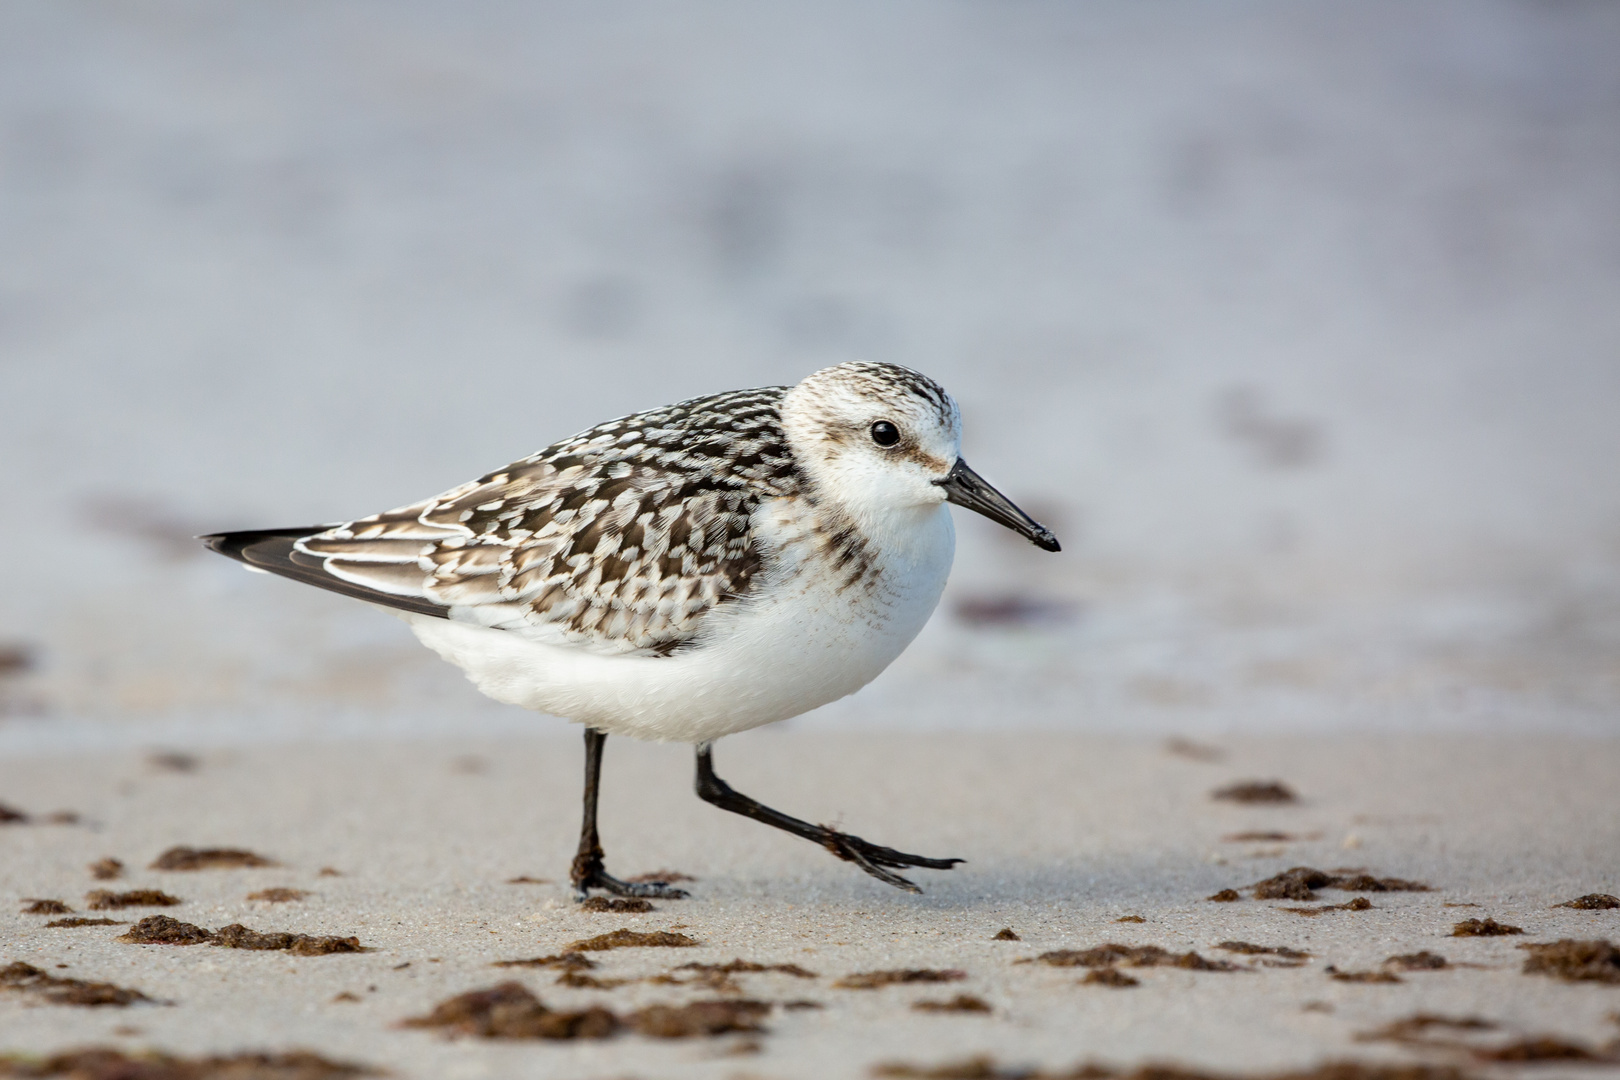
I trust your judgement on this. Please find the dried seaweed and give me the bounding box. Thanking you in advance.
[246,888,308,903]
[1212,781,1297,804]
[629,999,769,1037]
[150,847,274,871]
[21,900,72,915]
[0,1049,377,1079]
[1555,894,1619,910]
[1384,952,1448,971]
[674,959,816,979]
[1451,918,1522,937]
[1283,898,1374,916]
[578,897,653,913]
[147,751,200,773]
[1216,942,1311,960]
[1246,867,1428,902]
[0,962,153,1007]
[400,981,618,1040]
[44,918,124,929]
[834,969,967,989]
[1474,1037,1617,1062]
[913,994,992,1013]
[492,953,597,972]
[1082,969,1139,988]
[1326,967,1401,984]
[88,859,123,881]
[117,916,362,954]
[1358,1014,1497,1045]
[564,929,697,951]
[86,890,182,910]
[1519,939,1620,984]
[1027,945,1237,971]
[554,971,631,989]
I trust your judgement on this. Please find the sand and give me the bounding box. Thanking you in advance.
[3,730,1618,1077]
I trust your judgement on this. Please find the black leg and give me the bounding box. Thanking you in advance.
[569,727,689,901]
[694,741,962,894]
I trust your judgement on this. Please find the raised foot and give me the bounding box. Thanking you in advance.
[818,828,963,894]
[572,870,690,902]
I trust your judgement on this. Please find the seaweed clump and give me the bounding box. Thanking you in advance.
[88,858,124,880]
[118,916,213,945]
[670,959,816,990]
[0,962,153,1007]
[0,1049,377,1078]
[1384,952,1448,971]
[834,969,966,989]
[1211,781,1298,804]
[1518,939,1620,984]
[630,999,769,1037]
[1245,867,1429,902]
[117,916,363,954]
[1326,967,1401,984]
[1216,942,1309,966]
[1026,945,1237,972]
[20,900,72,916]
[246,888,308,903]
[1082,969,1139,988]
[150,847,274,871]
[45,918,124,929]
[913,995,992,1013]
[401,982,617,1040]
[212,924,362,956]
[1451,918,1522,937]
[491,953,597,972]
[1555,894,1619,910]
[870,1056,1479,1079]
[1284,898,1373,917]
[565,929,697,951]
[86,890,182,911]
[578,897,653,913]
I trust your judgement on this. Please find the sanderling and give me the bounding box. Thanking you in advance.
[204,362,1058,895]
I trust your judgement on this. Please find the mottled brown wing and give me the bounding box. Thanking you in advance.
[255,387,800,655]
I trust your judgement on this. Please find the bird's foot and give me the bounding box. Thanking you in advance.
[817,827,963,893]
[570,863,690,902]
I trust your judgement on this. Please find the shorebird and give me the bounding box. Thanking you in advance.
[204,362,1058,896]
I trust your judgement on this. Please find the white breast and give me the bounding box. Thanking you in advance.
[401,496,956,743]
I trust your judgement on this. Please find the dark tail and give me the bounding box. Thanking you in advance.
[200,527,448,618]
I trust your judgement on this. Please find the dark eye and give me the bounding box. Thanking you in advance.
[870,420,900,447]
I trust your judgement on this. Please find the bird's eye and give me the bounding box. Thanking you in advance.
[870,420,901,447]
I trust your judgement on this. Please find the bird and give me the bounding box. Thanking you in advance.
[203,361,1059,896]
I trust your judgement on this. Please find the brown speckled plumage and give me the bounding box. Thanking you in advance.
[294,386,803,655]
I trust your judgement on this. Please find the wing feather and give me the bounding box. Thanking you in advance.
[204,386,801,655]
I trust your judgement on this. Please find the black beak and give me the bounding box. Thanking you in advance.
[937,458,1060,552]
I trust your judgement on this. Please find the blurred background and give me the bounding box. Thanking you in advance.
[2,1,1617,750]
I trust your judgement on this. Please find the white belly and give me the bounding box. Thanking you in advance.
[402,499,955,743]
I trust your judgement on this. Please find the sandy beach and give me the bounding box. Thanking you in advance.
[4,731,1618,1077]
[4,3,1620,1077]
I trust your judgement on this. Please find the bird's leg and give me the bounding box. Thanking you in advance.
[693,741,962,894]
[569,727,689,901]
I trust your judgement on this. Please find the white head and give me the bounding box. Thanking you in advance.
[780,362,1059,552]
